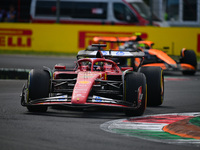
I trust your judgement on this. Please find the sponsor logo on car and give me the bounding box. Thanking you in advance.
[92,95,116,103]
[79,80,90,84]
[116,51,125,56]
[101,51,108,55]
[94,96,102,102]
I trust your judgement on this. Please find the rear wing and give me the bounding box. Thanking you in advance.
[77,44,145,59]
[93,36,137,43]
[93,36,154,48]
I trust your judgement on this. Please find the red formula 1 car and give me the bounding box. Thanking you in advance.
[21,44,164,116]
[92,35,197,75]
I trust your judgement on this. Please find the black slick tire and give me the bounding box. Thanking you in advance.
[124,72,147,116]
[139,66,164,106]
[27,69,50,112]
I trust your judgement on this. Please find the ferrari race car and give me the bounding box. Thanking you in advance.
[21,44,164,116]
[92,35,197,75]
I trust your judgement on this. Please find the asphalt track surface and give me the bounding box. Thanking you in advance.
[0,54,200,150]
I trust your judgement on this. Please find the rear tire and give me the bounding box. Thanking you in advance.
[124,72,147,116]
[139,66,164,106]
[27,69,50,112]
[180,50,197,75]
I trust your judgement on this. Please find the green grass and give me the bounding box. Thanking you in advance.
[197,56,200,62]
[189,116,200,127]
[0,50,77,56]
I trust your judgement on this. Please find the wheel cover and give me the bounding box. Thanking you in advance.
[160,70,164,103]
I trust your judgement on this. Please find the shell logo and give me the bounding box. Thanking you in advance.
[79,80,90,84]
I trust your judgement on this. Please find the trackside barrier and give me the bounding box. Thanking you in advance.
[0,68,30,79]
[0,23,200,56]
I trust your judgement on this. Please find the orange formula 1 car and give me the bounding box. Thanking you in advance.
[92,36,197,75]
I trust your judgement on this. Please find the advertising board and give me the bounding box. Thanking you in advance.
[0,23,199,56]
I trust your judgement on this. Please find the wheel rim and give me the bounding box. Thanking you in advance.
[160,70,164,103]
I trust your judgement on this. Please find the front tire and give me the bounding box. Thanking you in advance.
[139,66,164,106]
[124,72,147,116]
[27,69,50,112]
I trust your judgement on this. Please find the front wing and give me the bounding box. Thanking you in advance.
[142,63,196,71]
[21,90,138,110]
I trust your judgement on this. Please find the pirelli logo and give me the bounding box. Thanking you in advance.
[79,31,148,49]
[0,28,32,48]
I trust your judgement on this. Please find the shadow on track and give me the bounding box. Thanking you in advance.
[23,105,176,120]
[23,107,128,120]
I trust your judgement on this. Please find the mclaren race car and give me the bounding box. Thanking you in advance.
[21,44,164,116]
[92,35,197,75]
